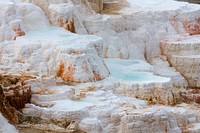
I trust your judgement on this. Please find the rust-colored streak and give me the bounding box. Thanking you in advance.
[183,20,200,35]
[59,18,75,33]
[16,31,25,36]
[13,26,26,39]
[13,30,25,40]
[181,90,200,103]
[64,18,75,33]
[60,18,76,33]
[59,18,64,27]
[63,65,75,82]
[57,63,76,82]
[57,62,65,77]
[94,73,102,81]
[70,18,75,33]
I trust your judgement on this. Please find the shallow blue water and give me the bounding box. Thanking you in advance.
[104,58,170,83]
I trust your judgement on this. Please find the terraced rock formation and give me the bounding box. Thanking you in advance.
[161,35,200,88]
[0,0,200,133]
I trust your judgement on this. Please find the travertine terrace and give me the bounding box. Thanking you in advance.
[0,0,200,133]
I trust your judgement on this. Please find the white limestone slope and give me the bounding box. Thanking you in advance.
[126,0,199,11]
[0,0,200,133]
[17,0,200,62]
[161,34,200,88]
[20,0,93,34]
[84,0,200,62]
[21,69,200,133]
[0,28,109,83]
[0,114,19,133]
[0,0,50,42]
[16,0,200,61]
[19,58,177,132]
[17,2,50,31]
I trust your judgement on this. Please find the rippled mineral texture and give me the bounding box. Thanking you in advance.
[1,0,200,133]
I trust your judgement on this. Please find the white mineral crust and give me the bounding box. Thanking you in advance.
[0,0,200,133]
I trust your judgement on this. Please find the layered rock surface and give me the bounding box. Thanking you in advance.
[20,76,200,133]
[20,0,93,34]
[0,28,109,83]
[86,0,200,62]
[0,0,200,133]
[161,35,200,88]
[17,58,199,133]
